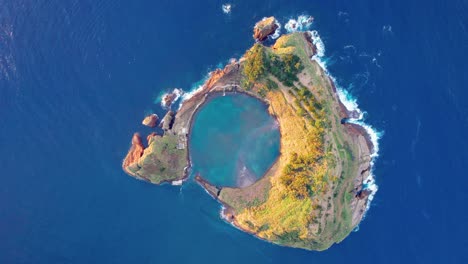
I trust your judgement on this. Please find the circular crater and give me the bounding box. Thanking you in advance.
[190,93,280,187]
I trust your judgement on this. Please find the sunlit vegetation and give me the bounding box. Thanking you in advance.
[280,153,314,198]
[265,78,279,90]
[227,87,328,243]
[257,78,280,98]
[266,52,304,86]
[242,42,303,88]
[242,43,267,88]
[219,33,361,250]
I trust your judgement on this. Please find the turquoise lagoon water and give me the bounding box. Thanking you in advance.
[190,94,280,187]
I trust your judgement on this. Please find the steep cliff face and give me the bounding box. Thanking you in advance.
[122,133,145,175]
[253,17,278,41]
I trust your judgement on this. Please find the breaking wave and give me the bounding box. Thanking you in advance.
[309,30,325,58]
[179,59,232,103]
[271,19,282,39]
[159,88,184,108]
[285,15,313,33]
[221,3,232,14]
[180,74,211,102]
[309,29,381,214]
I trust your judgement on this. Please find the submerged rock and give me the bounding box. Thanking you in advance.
[253,17,278,41]
[142,114,158,127]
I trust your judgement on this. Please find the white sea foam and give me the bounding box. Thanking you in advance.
[181,77,208,102]
[181,85,203,102]
[172,180,183,186]
[180,59,232,103]
[271,20,282,39]
[285,15,313,33]
[220,206,229,221]
[336,87,363,119]
[160,88,184,108]
[309,29,381,214]
[309,30,325,58]
[222,4,231,14]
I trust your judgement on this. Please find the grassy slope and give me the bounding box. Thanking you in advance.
[219,33,359,250]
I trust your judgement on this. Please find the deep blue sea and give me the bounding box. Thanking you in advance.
[1,0,467,263]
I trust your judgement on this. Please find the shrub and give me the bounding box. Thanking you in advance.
[243,44,267,83]
[267,53,304,87]
[265,78,279,90]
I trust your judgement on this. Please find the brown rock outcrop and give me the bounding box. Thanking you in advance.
[122,133,145,173]
[142,114,158,127]
[205,69,225,89]
[162,89,182,108]
[203,60,239,90]
[253,17,278,41]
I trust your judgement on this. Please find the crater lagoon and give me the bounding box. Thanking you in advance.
[190,94,280,187]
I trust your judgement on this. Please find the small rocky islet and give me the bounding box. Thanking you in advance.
[122,17,375,251]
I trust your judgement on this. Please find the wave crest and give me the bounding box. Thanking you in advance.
[285,15,313,33]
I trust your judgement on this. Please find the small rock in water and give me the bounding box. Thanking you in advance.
[253,17,279,41]
[161,88,183,109]
[142,114,158,127]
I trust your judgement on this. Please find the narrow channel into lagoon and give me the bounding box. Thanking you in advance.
[190,94,280,187]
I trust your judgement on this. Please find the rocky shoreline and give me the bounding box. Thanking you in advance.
[122,23,377,250]
[188,33,374,245]
[192,95,373,249]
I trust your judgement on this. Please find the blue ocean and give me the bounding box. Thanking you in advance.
[1,0,467,263]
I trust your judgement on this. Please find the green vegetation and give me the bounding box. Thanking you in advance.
[242,42,304,88]
[280,153,314,198]
[218,32,369,251]
[257,79,279,98]
[279,149,330,199]
[130,134,187,184]
[242,43,267,88]
[266,78,279,90]
[266,52,304,86]
[124,30,373,251]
